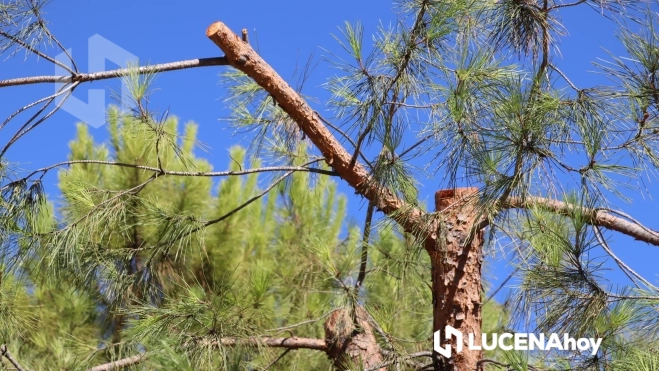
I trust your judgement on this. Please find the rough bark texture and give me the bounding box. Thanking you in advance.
[206,20,657,371]
[324,306,385,371]
[205,22,430,235]
[427,188,483,371]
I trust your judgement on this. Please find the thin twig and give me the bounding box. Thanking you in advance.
[42,27,78,72]
[0,345,27,371]
[594,225,659,292]
[264,349,291,370]
[549,63,579,91]
[0,30,75,74]
[56,174,157,234]
[1,160,337,193]
[549,0,587,10]
[316,111,373,169]
[398,133,434,159]
[203,169,297,227]
[0,83,76,131]
[384,102,434,109]
[356,201,375,289]
[484,266,520,304]
[1,81,79,157]
[265,311,333,334]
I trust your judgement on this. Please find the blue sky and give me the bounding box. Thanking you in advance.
[1,0,658,305]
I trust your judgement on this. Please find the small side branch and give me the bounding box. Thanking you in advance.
[356,201,375,289]
[0,345,27,371]
[203,168,300,228]
[0,30,75,75]
[1,160,336,193]
[208,336,328,351]
[86,336,327,370]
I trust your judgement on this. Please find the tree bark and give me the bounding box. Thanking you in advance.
[427,188,483,371]
[324,306,385,371]
[205,22,430,234]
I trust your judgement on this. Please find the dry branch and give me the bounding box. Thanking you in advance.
[205,22,432,237]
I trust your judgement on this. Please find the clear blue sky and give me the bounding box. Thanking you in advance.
[1,0,657,304]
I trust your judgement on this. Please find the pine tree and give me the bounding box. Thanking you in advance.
[2,0,659,370]
[1,109,507,369]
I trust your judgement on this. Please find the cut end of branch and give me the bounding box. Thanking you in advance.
[205,22,226,39]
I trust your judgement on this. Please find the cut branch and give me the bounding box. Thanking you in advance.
[206,22,430,236]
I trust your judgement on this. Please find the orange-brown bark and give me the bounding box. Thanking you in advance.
[427,188,483,371]
[205,22,430,236]
[206,21,658,371]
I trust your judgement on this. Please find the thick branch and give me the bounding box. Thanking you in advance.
[206,22,429,235]
[0,57,228,88]
[503,196,659,246]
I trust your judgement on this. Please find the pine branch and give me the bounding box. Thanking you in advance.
[0,82,76,131]
[355,201,375,289]
[1,81,79,157]
[0,30,75,75]
[206,22,431,236]
[87,354,146,371]
[503,196,659,246]
[87,336,328,371]
[594,225,659,291]
[0,57,228,88]
[204,336,328,351]
[1,160,337,193]
[349,0,429,169]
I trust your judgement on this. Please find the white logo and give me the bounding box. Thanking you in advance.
[55,35,137,128]
[433,326,603,358]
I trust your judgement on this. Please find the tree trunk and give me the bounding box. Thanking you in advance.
[426,188,484,371]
